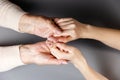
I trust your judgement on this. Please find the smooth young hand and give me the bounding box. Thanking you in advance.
[47,42,86,65]
[48,18,88,43]
[47,42,108,80]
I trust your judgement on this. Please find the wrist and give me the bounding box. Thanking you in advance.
[80,24,95,39]
[19,14,35,34]
[73,58,90,74]
[19,45,33,64]
[72,57,91,75]
[71,55,88,68]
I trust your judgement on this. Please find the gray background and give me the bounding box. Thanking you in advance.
[0,0,120,80]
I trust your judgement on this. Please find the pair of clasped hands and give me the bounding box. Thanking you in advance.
[19,14,108,80]
[19,14,87,67]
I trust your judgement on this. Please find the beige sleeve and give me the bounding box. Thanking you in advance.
[0,0,26,32]
[0,45,24,72]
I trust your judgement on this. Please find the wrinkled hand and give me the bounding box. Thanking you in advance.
[47,42,86,64]
[19,14,61,38]
[48,18,88,43]
[20,41,67,65]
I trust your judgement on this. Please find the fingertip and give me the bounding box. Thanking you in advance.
[46,40,51,44]
[51,46,57,52]
[47,37,54,43]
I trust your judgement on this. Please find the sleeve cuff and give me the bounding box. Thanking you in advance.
[0,45,25,72]
[0,0,27,32]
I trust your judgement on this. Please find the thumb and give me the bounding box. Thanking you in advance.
[50,19,62,35]
[50,46,66,60]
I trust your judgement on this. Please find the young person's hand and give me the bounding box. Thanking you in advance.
[19,41,67,65]
[48,18,89,43]
[47,42,86,65]
[47,42,108,80]
[48,18,120,50]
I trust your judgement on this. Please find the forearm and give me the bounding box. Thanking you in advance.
[0,0,26,31]
[0,45,24,72]
[81,25,120,50]
[72,58,108,80]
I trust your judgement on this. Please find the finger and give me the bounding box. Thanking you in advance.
[40,42,50,52]
[51,24,62,35]
[58,21,74,26]
[56,43,72,51]
[50,47,66,59]
[60,24,76,30]
[48,36,71,43]
[47,37,59,43]
[56,18,73,23]
[48,29,74,43]
[59,37,71,43]
[47,35,61,43]
[57,37,71,43]
[45,41,68,64]
[54,29,73,37]
[49,20,62,35]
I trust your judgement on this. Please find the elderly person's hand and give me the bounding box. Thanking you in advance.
[48,18,89,43]
[19,41,67,65]
[19,14,61,38]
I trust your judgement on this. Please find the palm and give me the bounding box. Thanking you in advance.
[32,42,65,65]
